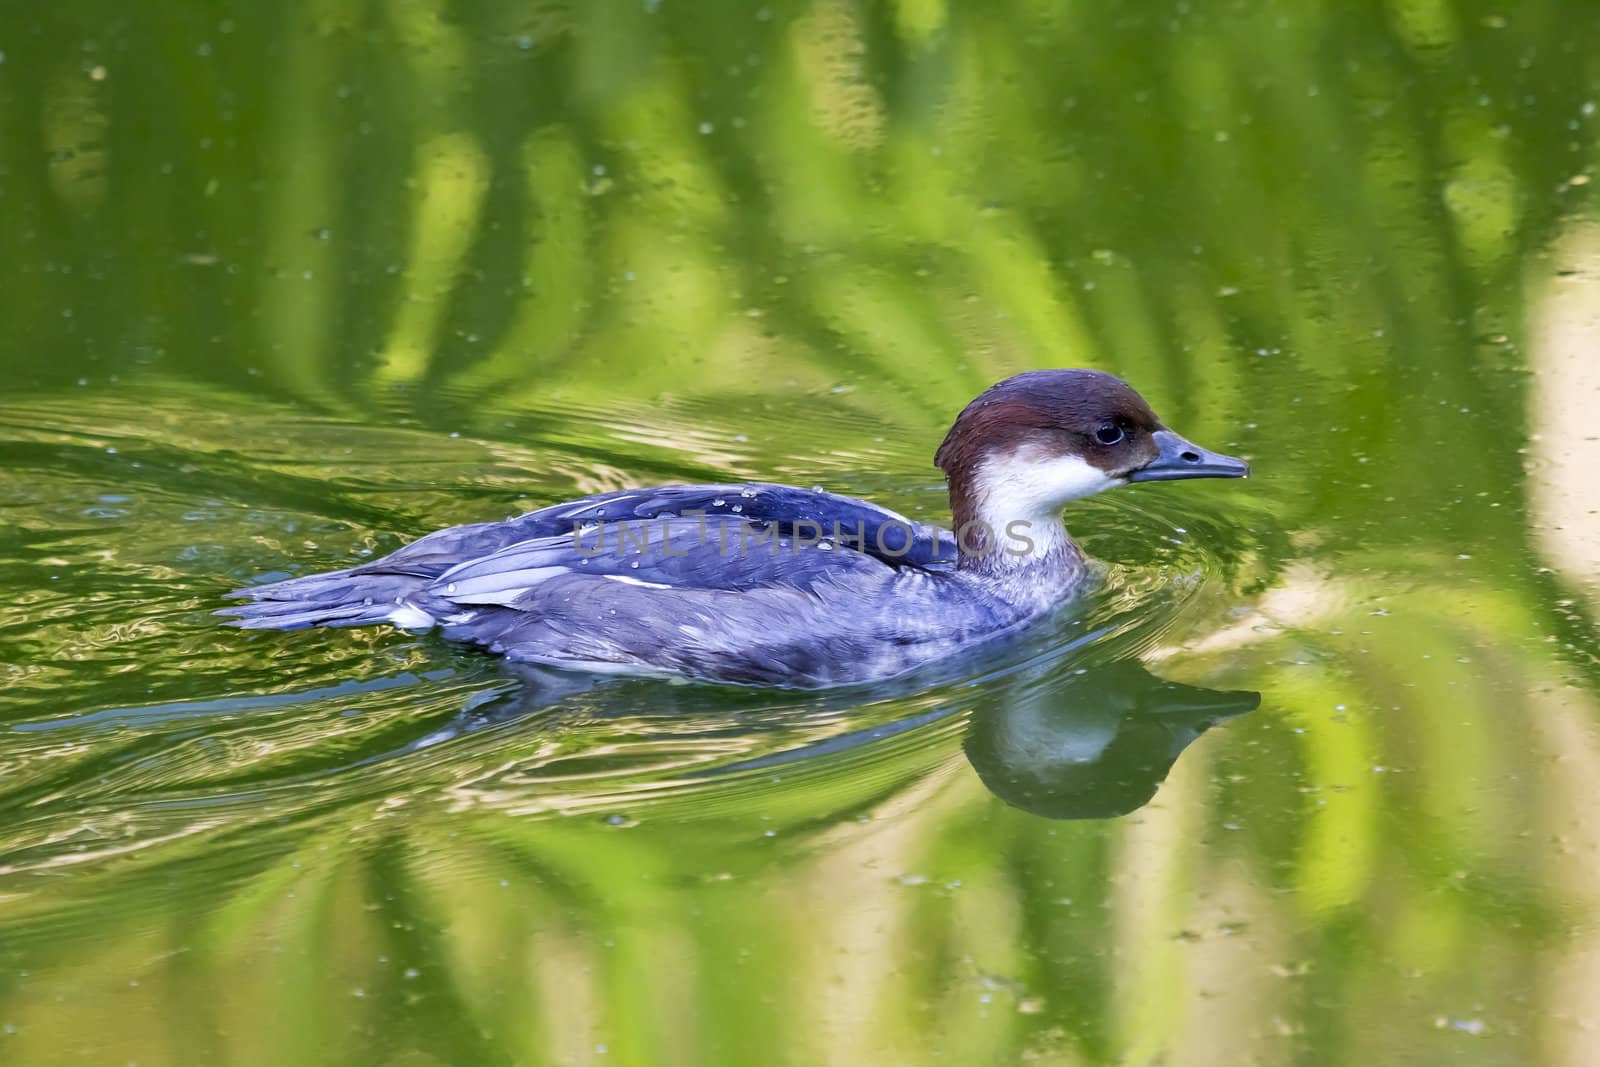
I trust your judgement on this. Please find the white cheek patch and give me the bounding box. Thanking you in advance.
[974,450,1121,524]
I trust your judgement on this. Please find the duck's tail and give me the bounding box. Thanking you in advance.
[217,568,438,631]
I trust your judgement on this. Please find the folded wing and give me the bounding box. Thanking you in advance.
[219,483,955,643]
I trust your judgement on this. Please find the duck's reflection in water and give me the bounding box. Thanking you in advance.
[962,659,1258,819]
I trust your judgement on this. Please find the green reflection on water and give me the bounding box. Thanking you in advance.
[2,1,1600,1064]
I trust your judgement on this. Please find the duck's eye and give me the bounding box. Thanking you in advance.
[1095,425,1125,446]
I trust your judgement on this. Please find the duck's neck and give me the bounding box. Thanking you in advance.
[946,466,1088,603]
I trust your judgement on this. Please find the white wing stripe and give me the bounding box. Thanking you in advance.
[445,566,569,604]
[603,574,673,590]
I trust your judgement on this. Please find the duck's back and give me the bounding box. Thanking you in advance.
[220,483,1013,687]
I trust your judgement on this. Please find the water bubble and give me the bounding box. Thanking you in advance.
[1436,1017,1486,1035]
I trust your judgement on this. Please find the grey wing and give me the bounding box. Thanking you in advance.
[220,482,956,643]
[532,483,958,571]
[412,517,943,686]
[358,482,953,576]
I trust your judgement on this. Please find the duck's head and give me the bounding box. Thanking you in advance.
[935,369,1248,546]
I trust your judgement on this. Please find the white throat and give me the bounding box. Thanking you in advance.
[969,447,1120,555]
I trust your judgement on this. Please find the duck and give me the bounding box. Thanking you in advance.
[220,369,1248,688]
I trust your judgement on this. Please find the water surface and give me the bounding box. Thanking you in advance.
[3,3,1599,1065]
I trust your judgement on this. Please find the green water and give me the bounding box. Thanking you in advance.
[3,2,1600,1064]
